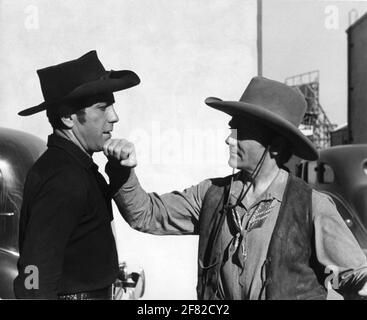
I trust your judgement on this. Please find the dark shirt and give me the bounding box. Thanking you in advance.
[13,134,119,299]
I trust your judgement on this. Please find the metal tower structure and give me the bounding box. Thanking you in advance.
[285,71,336,150]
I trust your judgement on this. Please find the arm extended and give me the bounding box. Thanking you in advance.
[107,163,211,235]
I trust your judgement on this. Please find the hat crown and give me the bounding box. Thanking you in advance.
[37,50,106,103]
[239,76,307,127]
[204,76,318,161]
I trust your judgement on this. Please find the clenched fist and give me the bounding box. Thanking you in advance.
[103,139,137,168]
[359,281,367,298]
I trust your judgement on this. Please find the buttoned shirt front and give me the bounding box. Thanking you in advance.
[218,169,287,299]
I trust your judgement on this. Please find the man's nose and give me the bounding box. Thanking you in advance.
[226,129,238,145]
[225,135,236,146]
[108,105,119,123]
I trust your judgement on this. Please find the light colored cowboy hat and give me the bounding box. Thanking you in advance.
[205,76,318,161]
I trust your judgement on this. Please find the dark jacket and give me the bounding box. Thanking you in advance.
[197,174,327,300]
[13,134,119,299]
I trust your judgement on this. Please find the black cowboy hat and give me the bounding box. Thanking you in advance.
[18,50,140,116]
[205,76,318,161]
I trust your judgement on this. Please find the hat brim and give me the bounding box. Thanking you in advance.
[18,70,140,116]
[205,97,319,161]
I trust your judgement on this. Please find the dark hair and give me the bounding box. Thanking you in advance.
[46,93,114,129]
[46,100,87,129]
[278,143,293,165]
[270,135,293,166]
[75,108,87,124]
[46,107,68,130]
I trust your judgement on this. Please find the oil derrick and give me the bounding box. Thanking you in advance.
[285,71,336,150]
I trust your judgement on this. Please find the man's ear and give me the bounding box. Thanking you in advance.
[269,136,292,166]
[268,136,283,159]
[60,114,75,129]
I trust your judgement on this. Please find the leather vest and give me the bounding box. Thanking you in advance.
[196,174,327,300]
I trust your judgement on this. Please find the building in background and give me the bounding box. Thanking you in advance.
[347,12,367,144]
[330,123,349,146]
[285,71,336,150]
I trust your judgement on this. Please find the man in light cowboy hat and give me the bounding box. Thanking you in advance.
[109,76,367,299]
[13,50,140,299]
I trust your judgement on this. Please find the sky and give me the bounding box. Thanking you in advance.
[263,0,367,127]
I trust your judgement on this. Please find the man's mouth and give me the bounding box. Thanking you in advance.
[229,149,237,155]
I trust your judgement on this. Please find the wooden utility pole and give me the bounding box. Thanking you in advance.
[257,0,263,76]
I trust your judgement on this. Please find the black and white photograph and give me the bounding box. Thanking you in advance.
[1,0,367,308]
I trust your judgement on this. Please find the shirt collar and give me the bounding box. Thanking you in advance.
[47,133,97,170]
[230,168,289,206]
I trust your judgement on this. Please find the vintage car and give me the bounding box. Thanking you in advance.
[295,144,367,253]
[0,127,46,299]
[295,144,367,300]
[0,127,144,299]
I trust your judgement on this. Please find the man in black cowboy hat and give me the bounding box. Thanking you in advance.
[106,76,367,299]
[13,51,140,299]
